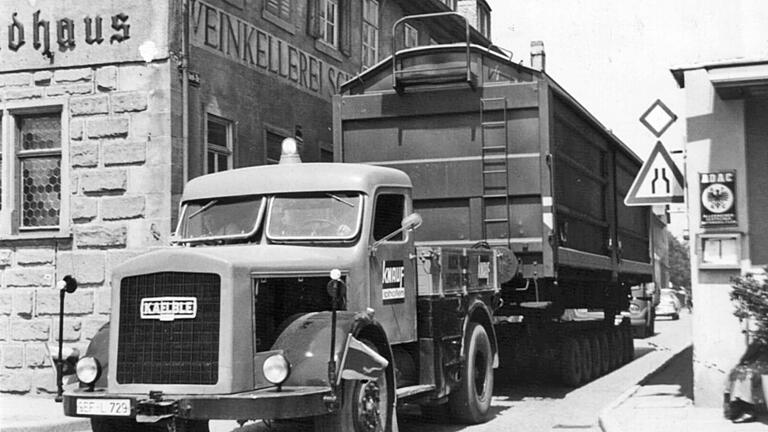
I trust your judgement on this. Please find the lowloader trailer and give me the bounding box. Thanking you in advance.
[334,14,655,387]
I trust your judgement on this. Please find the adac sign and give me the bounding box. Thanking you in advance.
[700,170,737,227]
[0,0,169,72]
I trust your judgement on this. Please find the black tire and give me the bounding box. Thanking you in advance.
[91,418,209,432]
[598,331,611,374]
[621,325,634,364]
[608,328,622,370]
[577,335,593,383]
[448,322,494,424]
[314,340,391,432]
[559,337,583,386]
[648,311,656,336]
[587,334,602,380]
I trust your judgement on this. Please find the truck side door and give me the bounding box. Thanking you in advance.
[369,190,417,344]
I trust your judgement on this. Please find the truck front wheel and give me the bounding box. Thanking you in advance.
[449,322,493,424]
[314,340,391,432]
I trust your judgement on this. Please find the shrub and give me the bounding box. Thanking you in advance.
[730,269,768,345]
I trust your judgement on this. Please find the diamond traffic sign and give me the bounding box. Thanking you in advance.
[639,99,677,138]
[624,141,685,206]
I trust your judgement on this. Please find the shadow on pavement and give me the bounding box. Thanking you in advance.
[643,345,693,399]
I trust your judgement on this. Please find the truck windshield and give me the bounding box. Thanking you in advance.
[266,192,362,241]
[177,195,265,242]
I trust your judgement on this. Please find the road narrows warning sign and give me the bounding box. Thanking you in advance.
[624,141,685,206]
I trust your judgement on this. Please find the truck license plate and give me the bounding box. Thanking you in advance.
[76,398,130,416]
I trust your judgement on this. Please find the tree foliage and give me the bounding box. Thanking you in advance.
[731,271,768,345]
[668,235,691,290]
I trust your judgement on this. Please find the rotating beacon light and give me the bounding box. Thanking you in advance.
[279,137,302,164]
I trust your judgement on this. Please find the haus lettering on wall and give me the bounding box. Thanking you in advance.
[0,0,169,72]
[190,0,352,100]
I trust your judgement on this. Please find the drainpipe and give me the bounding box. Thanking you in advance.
[181,0,190,184]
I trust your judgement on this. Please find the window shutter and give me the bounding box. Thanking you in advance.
[340,0,351,55]
[307,0,321,38]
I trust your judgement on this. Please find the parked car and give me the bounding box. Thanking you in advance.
[630,283,657,337]
[655,288,681,320]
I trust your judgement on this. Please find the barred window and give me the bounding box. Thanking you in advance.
[361,0,379,69]
[17,113,62,228]
[206,115,233,174]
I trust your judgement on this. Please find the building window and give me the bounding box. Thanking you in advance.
[265,129,288,165]
[265,0,291,21]
[404,24,419,49]
[206,115,233,174]
[0,105,69,237]
[361,0,379,68]
[319,0,339,47]
[477,4,491,38]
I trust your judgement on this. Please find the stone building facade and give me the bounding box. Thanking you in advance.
[0,0,491,395]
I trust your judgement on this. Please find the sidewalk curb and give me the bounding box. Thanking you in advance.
[598,342,693,432]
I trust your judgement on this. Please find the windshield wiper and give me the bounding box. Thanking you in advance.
[188,199,218,219]
[326,193,354,207]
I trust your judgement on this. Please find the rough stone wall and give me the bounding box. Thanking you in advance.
[0,61,173,395]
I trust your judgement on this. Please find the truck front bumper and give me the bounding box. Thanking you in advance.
[63,386,333,421]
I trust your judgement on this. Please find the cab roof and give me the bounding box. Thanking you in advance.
[181,163,412,202]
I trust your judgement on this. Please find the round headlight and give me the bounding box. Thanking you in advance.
[76,357,102,385]
[262,354,290,385]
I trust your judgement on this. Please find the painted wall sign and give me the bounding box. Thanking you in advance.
[381,260,405,304]
[190,0,352,100]
[0,0,169,72]
[700,170,737,226]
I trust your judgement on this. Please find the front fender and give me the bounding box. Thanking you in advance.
[271,311,390,387]
[83,322,110,388]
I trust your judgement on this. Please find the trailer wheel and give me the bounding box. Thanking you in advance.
[577,336,593,383]
[314,340,391,432]
[559,337,583,386]
[621,325,634,364]
[587,334,602,380]
[449,322,493,424]
[608,328,622,369]
[598,331,612,374]
[91,418,209,432]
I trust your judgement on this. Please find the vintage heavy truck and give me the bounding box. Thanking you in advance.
[62,137,506,431]
[61,14,654,432]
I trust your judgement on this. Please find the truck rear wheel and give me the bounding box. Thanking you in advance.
[449,322,493,424]
[608,328,622,369]
[598,331,611,374]
[587,334,601,380]
[314,340,391,432]
[559,337,582,386]
[577,336,593,383]
[91,418,209,432]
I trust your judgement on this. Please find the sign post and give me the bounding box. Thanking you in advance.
[624,99,684,207]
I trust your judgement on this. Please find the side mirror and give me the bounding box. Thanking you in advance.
[370,213,422,255]
[401,213,422,231]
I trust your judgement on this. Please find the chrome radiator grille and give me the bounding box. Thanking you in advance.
[116,272,221,385]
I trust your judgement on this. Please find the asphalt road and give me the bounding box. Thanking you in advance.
[210,312,692,432]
